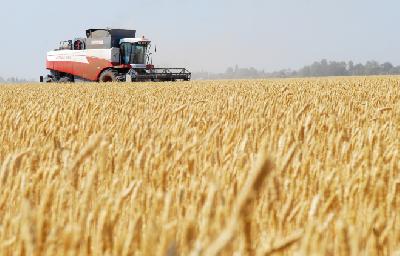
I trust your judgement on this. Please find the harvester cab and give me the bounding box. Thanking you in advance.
[42,28,191,83]
[119,37,151,66]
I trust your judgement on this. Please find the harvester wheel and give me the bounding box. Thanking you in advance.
[99,69,118,82]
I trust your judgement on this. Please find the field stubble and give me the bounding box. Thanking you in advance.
[0,77,400,255]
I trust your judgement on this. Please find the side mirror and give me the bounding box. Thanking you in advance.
[147,53,153,64]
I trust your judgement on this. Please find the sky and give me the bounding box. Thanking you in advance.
[0,0,399,79]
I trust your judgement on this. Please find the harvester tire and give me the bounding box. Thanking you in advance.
[99,69,118,82]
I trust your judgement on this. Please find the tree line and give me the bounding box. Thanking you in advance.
[0,76,32,83]
[192,60,400,80]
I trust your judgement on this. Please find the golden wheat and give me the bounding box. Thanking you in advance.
[0,77,399,255]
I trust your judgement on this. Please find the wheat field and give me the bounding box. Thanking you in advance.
[0,77,399,255]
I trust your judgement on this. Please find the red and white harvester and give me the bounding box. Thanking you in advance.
[42,28,191,82]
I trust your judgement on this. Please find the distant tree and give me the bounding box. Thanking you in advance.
[225,67,234,76]
[191,60,400,80]
[328,61,348,76]
[298,65,311,77]
[0,76,4,83]
[248,67,258,78]
[223,67,235,79]
[381,62,393,74]
[390,66,400,75]
[234,65,239,75]
[352,63,365,75]
[348,61,354,74]
[320,59,329,76]
[364,61,381,75]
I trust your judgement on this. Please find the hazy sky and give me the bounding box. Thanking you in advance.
[0,0,399,79]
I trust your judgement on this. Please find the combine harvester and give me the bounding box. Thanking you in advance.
[41,28,191,83]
